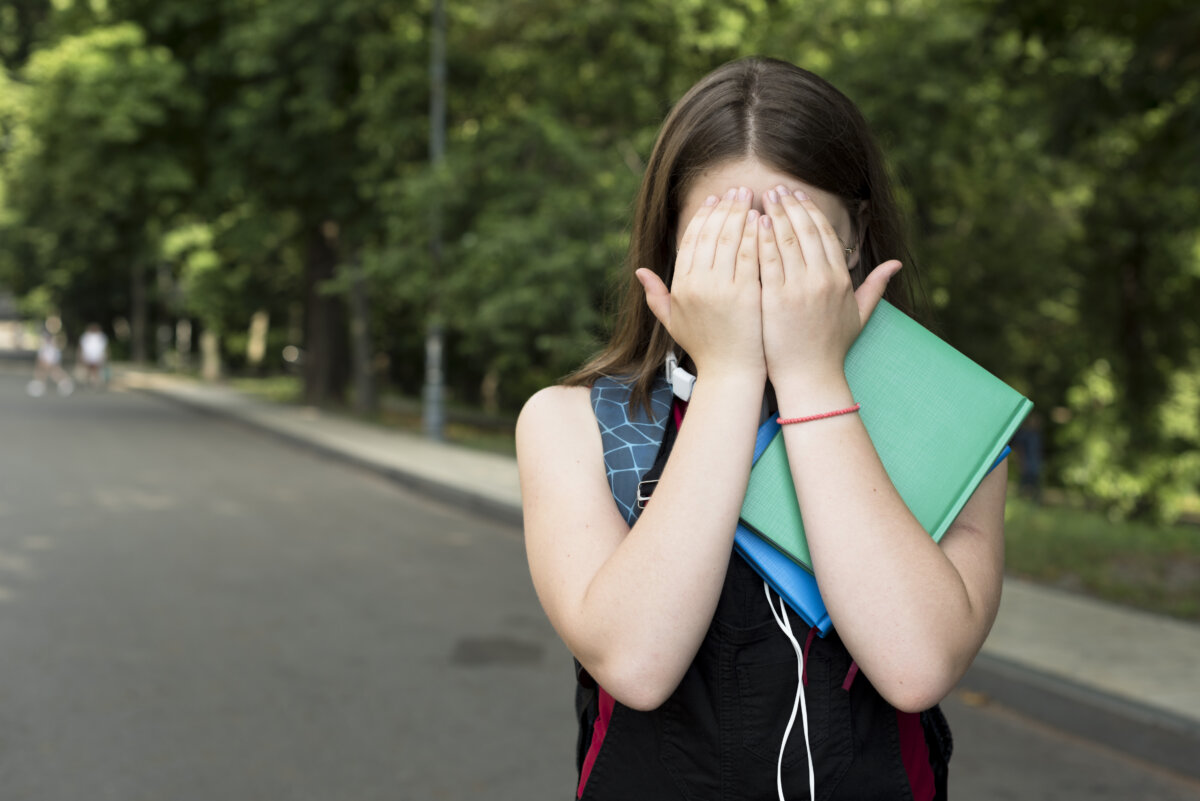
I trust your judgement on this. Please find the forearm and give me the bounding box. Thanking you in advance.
[579,374,762,706]
[775,376,990,708]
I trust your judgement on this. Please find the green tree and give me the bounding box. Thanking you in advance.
[0,0,52,71]
[998,0,1200,518]
[1,0,1195,519]
[367,0,750,408]
[1,22,194,354]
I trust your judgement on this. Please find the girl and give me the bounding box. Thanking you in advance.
[517,56,1006,801]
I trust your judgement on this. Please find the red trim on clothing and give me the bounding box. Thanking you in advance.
[897,710,936,801]
[577,686,615,798]
[841,661,860,691]
[672,398,688,429]
[801,626,817,685]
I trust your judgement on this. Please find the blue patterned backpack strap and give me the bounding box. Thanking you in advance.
[590,375,673,526]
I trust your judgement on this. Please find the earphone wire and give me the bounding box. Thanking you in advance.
[764,581,816,801]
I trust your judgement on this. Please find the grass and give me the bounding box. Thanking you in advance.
[373,403,517,456]
[227,374,517,456]
[1004,494,1200,622]
[229,375,304,404]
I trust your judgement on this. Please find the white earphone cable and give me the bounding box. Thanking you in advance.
[764,581,815,801]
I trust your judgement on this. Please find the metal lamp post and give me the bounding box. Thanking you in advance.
[423,0,447,441]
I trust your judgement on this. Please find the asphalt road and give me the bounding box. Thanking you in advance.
[1,372,1197,800]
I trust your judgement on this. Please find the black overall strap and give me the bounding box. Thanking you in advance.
[633,404,677,510]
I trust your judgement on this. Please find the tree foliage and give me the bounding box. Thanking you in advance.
[1,21,194,338]
[0,0,1197,518]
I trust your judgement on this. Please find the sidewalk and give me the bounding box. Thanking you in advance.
[121,369,1200,781]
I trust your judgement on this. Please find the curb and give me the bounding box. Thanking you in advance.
[130,383,525,531]
[132,378,1200,782]
[960,653,1200,781]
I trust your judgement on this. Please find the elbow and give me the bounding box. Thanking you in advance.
[882,682,949,715]
[589,654,682,712]
[872,655,964,714]
[614,683,673,713]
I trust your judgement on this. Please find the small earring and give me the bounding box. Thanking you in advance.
[843,246,856,255]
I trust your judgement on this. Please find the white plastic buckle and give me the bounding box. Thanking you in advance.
[665,352,696,402]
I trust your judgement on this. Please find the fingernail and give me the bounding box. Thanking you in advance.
[776,185,790,197]
[724,188,737,200]
[736,187,751,201]
[795,191,810,201]
[747,209,759,222]
[705,195,718,206]
[766,189,778,204]
[760,214,772,229]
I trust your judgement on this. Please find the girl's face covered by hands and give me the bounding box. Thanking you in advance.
[677,158,858,269]
[666,155,901,392]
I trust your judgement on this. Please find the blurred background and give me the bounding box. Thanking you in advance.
[4,0,1199,524]
[0,0,1198,798]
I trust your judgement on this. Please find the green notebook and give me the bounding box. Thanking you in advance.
[739,299,1033,572]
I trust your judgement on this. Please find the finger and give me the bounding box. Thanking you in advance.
[693,187,738,273]
[777,186,830,274]
[735,208,760,284]
[676,194,719,278]
[636,268,672,328]
[757,211,783,288]
[793,191,851,271]
[713,186,752,280]
[762,187,804,281]
[853,260,903,323]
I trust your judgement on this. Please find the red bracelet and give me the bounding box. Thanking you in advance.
[777,403,861,425]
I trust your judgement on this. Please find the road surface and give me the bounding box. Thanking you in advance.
[0,373,1195,799]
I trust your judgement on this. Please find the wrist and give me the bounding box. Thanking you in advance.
[771,372,854,418]
[692,359,767,389]
[689,368,767,407]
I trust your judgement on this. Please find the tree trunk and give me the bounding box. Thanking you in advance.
[481,366,500,415]
[302,223,349,406]
[200,329,221,381]
[1118,232,1151,413]
[175,319,193,371]
[130,260,148,364]
[346,257,376,414]
[247,310,270,373]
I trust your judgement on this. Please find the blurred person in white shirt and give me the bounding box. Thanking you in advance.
[79,323,109,387]
[28,326,73,397]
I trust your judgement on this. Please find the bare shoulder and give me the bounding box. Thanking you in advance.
[517,382,622,518]
[516,385,595,459]
[517,384,592,432]
[518,383,627,592]
[516,384,605,490]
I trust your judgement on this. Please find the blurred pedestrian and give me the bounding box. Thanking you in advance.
[79,323,109,388]
[517,57,1002,801]
[28,326,73,397]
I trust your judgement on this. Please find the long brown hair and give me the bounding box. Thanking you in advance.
[565,57,920,411]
